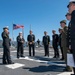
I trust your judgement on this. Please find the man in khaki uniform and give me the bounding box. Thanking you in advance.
[58,28,64,60]
[60,20,72,71]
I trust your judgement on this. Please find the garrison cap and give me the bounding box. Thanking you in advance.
[65,13,71,16]
[60,20,66,24]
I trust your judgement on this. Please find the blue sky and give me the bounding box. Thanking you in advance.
[0,0,69,41]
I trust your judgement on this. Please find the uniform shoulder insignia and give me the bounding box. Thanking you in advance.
[64,26,68,30]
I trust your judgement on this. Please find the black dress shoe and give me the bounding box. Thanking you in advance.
[17,56,19,59]
[8,62,14,64]
[3,61,8,64]
[63,68,72,72]
[3,63,8,65]
[53,56,56,58]
[21,56,25,57]
[71,74,75,75]
[60,58,64,60]
[44,55,46,56]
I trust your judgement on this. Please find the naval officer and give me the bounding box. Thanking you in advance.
[27,30,35,56]
[1,26,14,64]
[42,31,50,57]
[67,0,75,74]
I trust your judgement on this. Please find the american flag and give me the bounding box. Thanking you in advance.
[13,24,24,30]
